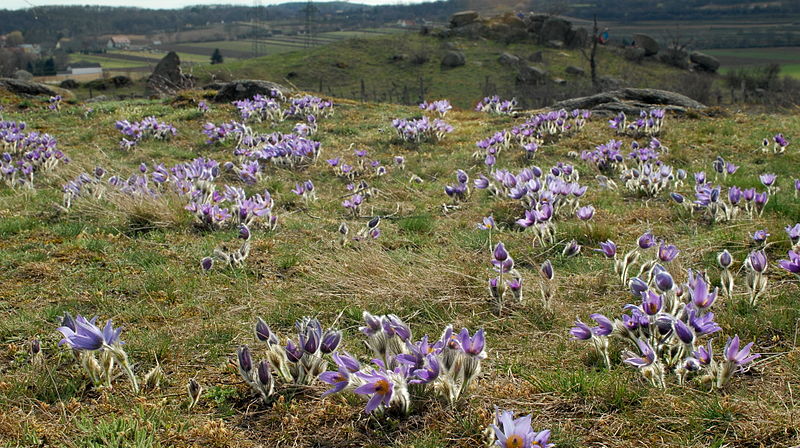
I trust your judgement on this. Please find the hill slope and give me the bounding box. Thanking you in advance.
[196,32,699,109]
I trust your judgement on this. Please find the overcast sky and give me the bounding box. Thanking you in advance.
[2,0,435,10]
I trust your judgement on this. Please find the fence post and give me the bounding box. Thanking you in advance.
[360,79,366,103]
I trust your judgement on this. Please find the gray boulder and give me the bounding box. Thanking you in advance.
[450,10,479,28]
[632,33,660,56]
[565,65,585,76]
[13,70,33,81]
[539,17,572,43]
[690,52,720,72]
[213,79,292,103]
[498,52,520,66]
[553,78,567,86]
[441,51,466,68]
[517,65,548,84]
[546,40,564,49]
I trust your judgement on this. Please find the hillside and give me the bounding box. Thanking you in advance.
[197,32,697,109]
[0,83,799,446]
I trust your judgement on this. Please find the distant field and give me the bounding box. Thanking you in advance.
[67,53,146,69]
[703,47,800,78]
[68,49,231,73]
[174,27,409,59]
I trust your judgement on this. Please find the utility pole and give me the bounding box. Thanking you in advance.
[303,0,316,48]
[252,0,263,58]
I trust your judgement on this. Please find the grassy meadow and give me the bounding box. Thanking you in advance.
[0,87,799,447]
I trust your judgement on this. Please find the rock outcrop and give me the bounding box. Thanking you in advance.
[0,78,58,97]
[444,11,588,48]
[212,79,292,103]
[147,51,194,96]
[551,88,706,115]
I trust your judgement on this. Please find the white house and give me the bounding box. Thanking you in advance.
[65,62,103,76]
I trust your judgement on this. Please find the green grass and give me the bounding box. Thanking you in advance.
[1,85,799,447]
[704,47,800,79]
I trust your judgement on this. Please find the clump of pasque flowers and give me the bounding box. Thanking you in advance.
[475,96,516,115]
[201,224,252,271]
[392,116,453,143]
[760,133,789,154]
[57,313,145,392]
[321,312,486,414]
[488,242,523,313]
[609,109,665,137]
[336,217,382,246]
[236,316,342,401]
[115,116,177,151]
[570,259,760,389]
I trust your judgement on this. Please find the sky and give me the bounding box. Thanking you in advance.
[3,0,435,9]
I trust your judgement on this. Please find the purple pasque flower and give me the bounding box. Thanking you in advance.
[562,240,581,257]
[490,409,534,448]
[693,341,713,366]
[717,250,733,269]
[319,356,352,396]
[478,216,496,230]
[354,368,394,413]
[671,319,693,345]
[458,328,486,357]
[492,242,514,273]
[785,223,800,244]
[320,329,342,354]
[654,270,674,292]
[569,319,593,340]
[237,345,253,374]
[657,243,679,262]
[630,277,649,296]
[57,315,122,351]
[759,173,777,187]
[751,229,769,244]
[640,290,663,315]
[637,232,656,249]
[382,314,412,341]
[409,353,440,384]
[590,313,614,336]
[576,205,595,221]
[540,260,554,280]
[255,318,279,344]
[687,306,721,335]
[774,133,789,149]
[778,250,800,274]
[747,250,768,273]
[723,335,760,366]
[623,339,656,368]
[201,256,214,271]
[689,271,717,309]
[596,239,617,258]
